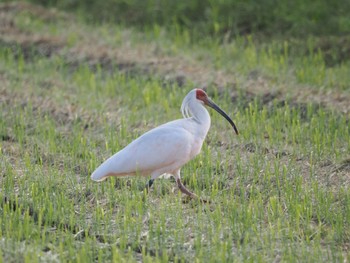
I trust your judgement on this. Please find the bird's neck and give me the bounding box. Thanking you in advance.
[191,103,211,138]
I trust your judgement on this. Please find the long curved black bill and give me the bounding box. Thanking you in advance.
[206,99,239,135]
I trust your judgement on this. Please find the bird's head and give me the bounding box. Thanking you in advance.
[195,89,239,135]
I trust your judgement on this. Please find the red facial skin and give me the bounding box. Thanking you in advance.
[195,88,239,135]
[196,89,208,103]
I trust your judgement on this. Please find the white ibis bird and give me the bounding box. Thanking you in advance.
[91,89,238,200]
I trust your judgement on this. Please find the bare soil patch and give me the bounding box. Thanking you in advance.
[1,2,349,116]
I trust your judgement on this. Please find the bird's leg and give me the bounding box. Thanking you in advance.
[176,178,198,199]
[144,179,154,192]
[147,179,154,188]
[174,169,209,203]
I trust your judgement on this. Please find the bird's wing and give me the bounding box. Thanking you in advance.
[91,122,194,180]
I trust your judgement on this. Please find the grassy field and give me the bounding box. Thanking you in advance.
[1,2,350,262]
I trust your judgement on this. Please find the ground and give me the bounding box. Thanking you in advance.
[0,2,350,262]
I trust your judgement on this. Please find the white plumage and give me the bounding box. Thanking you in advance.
[91,89,238,200]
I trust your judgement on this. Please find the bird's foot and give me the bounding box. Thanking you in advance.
[199,197,210,204]
[181,196,210,204]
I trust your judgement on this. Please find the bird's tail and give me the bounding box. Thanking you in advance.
[91,151,124,181]
[91,171,107,181]
[90,163,110,182]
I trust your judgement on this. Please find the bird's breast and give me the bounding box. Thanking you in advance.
[189,137,204,159]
